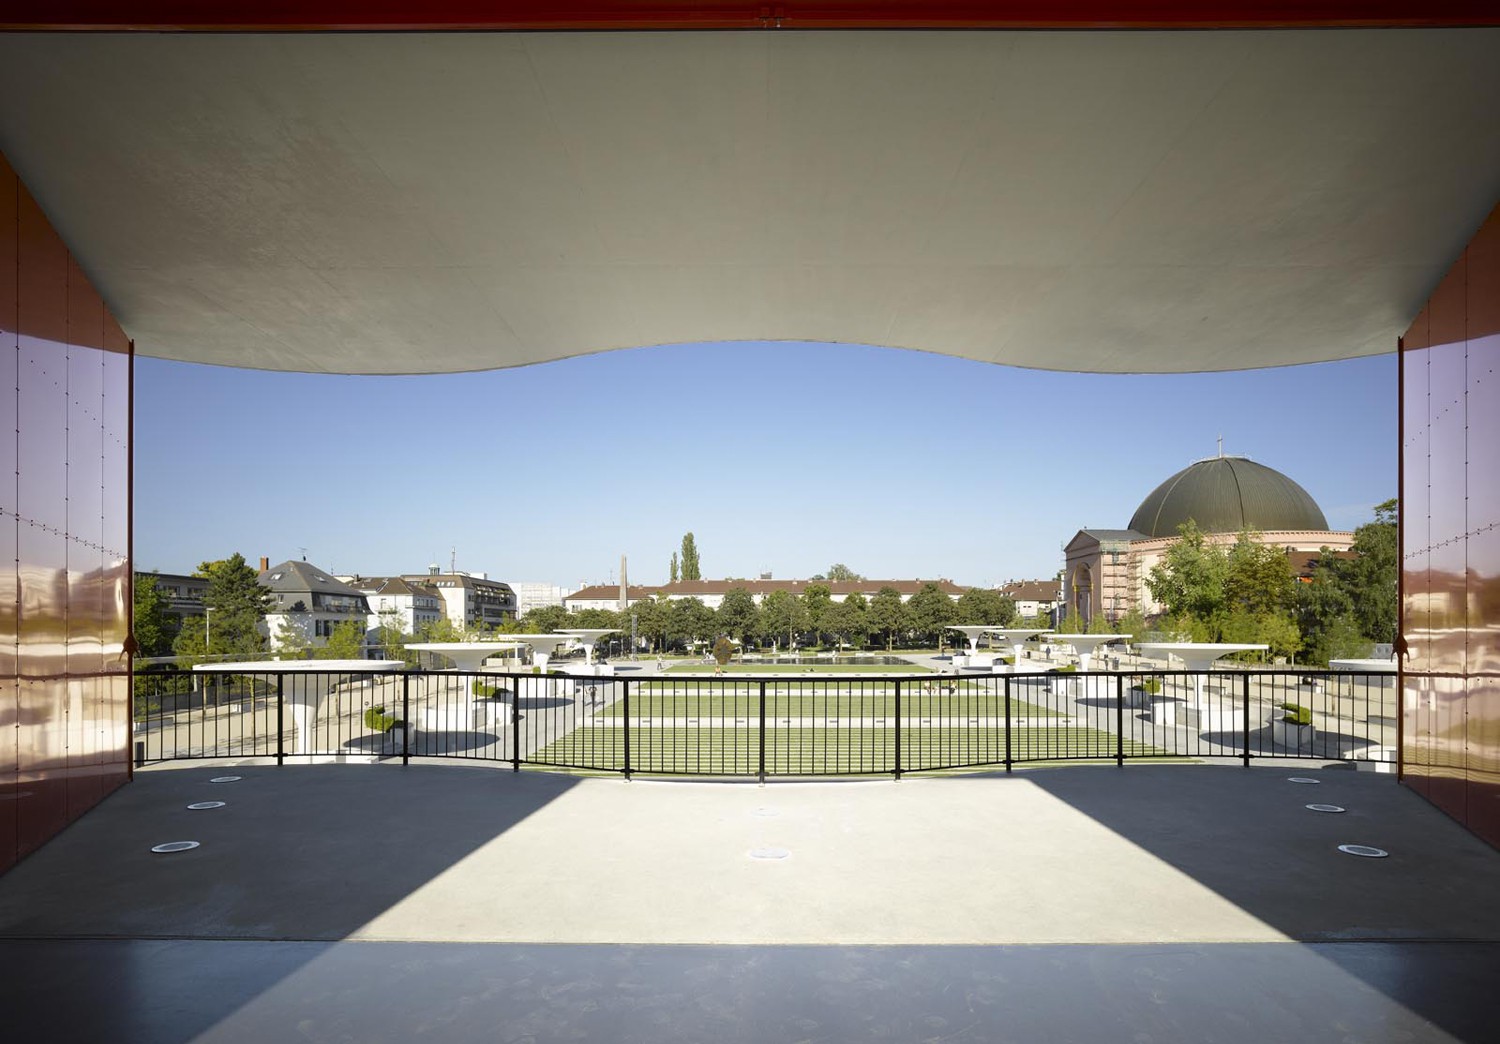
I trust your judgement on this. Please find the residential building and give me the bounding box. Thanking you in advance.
[259,560,373,652]
[996,579,1062,621]
[401,570,518,630]
[142,571,208,621]
[348,576,445,636]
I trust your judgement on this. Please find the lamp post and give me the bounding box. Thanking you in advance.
[204,606,215,655]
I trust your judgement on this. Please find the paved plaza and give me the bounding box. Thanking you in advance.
[1,761,1498,1041]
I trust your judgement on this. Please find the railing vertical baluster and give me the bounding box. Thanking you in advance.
[1116,673,1125,766]
[758,681,767,784]
[893,678,902,781]
[511,674,522,773]
[401,672,410,766]
[622,678,631,779]
[275,673,284,766]
[1003,674,1013,773]
[1242,672,1251,767]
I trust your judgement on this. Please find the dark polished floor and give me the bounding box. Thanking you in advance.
[2,938,1497,1043]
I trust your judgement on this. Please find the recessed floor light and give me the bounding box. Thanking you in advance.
[1337,844,1388,858]
[209,776,241,783]
[151,841,200,854]
[1287,777,1320,784]
[1306,804,1346,813]
[749,847,790,860]
[187,801,226,810]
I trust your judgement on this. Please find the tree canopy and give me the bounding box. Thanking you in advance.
[679,532,701,581]
[132,573,178,658]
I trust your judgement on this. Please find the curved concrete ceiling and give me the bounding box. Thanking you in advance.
[1,29,1498,374]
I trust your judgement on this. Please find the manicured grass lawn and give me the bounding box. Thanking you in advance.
[531,725,1164,775]
[668,663,932,674]
[600,689,1061,719]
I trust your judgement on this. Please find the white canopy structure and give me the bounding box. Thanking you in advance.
[194,659,405,757]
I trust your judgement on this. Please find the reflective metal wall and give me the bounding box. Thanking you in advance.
[1,150,131,874]
[1401,201,1500,848]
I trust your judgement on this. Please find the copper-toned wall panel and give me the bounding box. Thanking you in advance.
[0,678,15,871]
[1469,334,1500,672]
[1468,678,1500,842]
[1401,200,1500,850]
[1402,346,1430,677]
[65,676,100,815]
[1,149,131,875]
[16,677,66,859]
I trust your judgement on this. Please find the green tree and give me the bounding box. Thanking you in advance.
[629,596,670,653]
[759,590,808,647]
[1224,530,1296,617]
[1114,607,1149,642]
[572,607,620,629]
[954,587,1017,626]
[825,563,865,582]
[905,583,956,645]
[824,592,870,648]
[373,611,415,665]
[132,573,178,657]
[1146,520,1229,622]
[1332,498,1398,645]
[680,533,701,581]
[867,586,907,649]
[273,616,312,659]
[669,551,679,584]
[521,605,571,634]
[716,586,759,642]
[316,618,366,660]
[669,597,716,648]
[417,616,467,642]
[172,553,271,661]
[802,583,834,645]
[1055,608,1087,634]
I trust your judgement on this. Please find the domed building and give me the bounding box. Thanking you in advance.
[1062,454,1354,625]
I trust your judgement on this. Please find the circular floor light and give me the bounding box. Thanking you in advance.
[1287,777,1320,784]
[209,776,241,783]
[151,841,200,854]
[1306,804,1346,813]
[749,847,791,860]
[187,801,226,810]
[1337,844,1388,858]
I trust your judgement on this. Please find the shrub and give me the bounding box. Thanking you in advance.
[472,680,501,698]
[1052,664,1077,674]
[1137,677,1162,696]
[363,705,404,732]
[1278,702,1313,726]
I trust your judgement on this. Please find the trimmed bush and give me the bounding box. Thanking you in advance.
[1138,677,1163,696]
[363,705,403,732]
[1278,702,1313,726]
[472,681,501,698]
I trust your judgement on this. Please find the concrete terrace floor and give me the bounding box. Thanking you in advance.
[2,761,1498,1042]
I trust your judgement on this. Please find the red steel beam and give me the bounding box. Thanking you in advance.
[4,3,1500,32]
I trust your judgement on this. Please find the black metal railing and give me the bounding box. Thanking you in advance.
[131,667,1398,778]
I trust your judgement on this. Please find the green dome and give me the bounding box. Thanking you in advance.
[1128,457,1329,538]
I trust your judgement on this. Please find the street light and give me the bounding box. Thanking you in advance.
[204,606,215,654]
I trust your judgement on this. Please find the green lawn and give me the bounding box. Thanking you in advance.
[531,725,1164,775]
[601,690,1061,719]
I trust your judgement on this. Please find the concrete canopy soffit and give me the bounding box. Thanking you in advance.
[1,28,1498,375]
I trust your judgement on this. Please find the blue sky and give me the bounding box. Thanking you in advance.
[135,342,1395,589]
